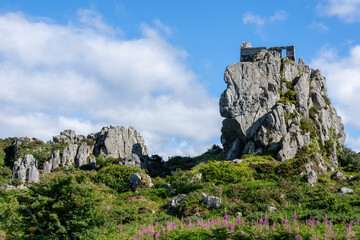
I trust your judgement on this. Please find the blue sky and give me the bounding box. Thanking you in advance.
[0,0,360,157]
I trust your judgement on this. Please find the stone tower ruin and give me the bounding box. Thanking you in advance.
[240,42,295,62]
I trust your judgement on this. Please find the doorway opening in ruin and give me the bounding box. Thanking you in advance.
[282,49,286,59]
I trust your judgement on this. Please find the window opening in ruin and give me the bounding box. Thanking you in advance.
[282,49,286,59]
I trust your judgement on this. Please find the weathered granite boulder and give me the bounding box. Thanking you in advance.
[307,170,318,183]
[62,144,78,168]
[11,154,39,183]
[43,161,52,174]
[267,206,277,212]
[220,43,345,167]
[202,196,222,209]
[130,173,154,192]
[168,194,186,209]
[339,187,353,194]
[331,171,345,180]
[51,150,61,170]
[75,142,93,168]
[91,126,148,168]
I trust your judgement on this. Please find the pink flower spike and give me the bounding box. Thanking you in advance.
[293,215,297,220]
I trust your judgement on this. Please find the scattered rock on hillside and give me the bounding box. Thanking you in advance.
[168,194,186,209]
[331,171,345,180]
[235,212,243,217]
[267,206,277,212]
[11,154,39,183]
[232,159,243,164]
[203,196,222,209]
[339,187,353,194]
[307,170,318,183]
[130,173,154,192]
[220,43,345,167]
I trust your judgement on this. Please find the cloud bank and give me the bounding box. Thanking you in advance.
[318,0,360,22]
[311,45,360,151]
[0,11,222,158]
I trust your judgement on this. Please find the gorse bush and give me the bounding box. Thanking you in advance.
[96,164,145,193]
[167,169,202,194]
[339,147,360,168]
[199,161,253,184]
[18,171,117,239]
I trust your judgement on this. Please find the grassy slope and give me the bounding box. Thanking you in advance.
[1,143,360,239]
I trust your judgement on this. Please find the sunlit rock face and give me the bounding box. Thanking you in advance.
[220,44,345,168]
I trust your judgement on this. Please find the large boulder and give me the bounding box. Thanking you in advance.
[75,142,93,168]
[129,173,154,192]
[220,44,345,166]
[168,194,186,209]
[92,126,148,168]
[202,196,222,209]
[11,154,39,183]
[62,144,78,168]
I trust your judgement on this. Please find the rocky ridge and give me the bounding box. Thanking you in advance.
[220,42,345,170]
[11,126,148,183]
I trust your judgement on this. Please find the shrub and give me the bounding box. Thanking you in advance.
[167,169,202,195]
[96,164,144,193]
[0,166,11,185]
[339,147,360,168]
[95,156,120,169]
[18,171,116,239]
[199,161,253,184]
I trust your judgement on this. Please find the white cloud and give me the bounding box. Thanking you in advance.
[311,45,360,151]
[0,11,222,158]
[346,136,360,152]
[318,0,360,22]
[242,10,288,27]
[307,21,329,32]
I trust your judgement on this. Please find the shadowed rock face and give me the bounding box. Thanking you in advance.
[220,48,345,166]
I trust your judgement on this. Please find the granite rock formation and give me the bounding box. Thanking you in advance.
[11,154,39,183]
[43,126,147,173]
[220,42,345,168]
[92,126,148,160]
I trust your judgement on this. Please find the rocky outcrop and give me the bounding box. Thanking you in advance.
[130,173,154,192]
[91,126,148,168]
[62,144,78,168]
[220,43,345,167]
[75,142,93,168]
[53,130,85,144]
[11,154,39,183]
[43,126,147,173]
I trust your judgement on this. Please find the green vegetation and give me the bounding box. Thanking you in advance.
[0,140,360,239]
[96,164,145,193]
[278,77,297,104]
